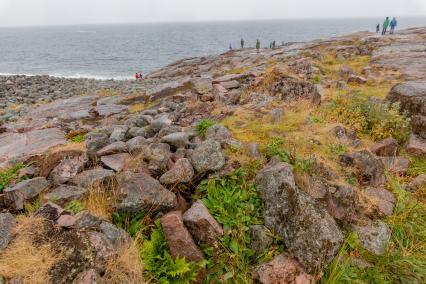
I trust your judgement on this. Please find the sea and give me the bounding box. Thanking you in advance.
[0,17,424,80]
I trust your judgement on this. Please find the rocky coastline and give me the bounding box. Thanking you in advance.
[1,27,426,283]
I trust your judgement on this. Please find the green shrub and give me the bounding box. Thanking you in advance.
[0,163,26,192]
[321,94,410,144]
[141,220,205,283]
[112,211,148,238]
[407,156,426,177]
[64,200,85,214]
[68,133,85,143]
[195,119,216,138]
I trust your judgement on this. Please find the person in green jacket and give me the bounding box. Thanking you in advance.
[382,17,390,35]
[256,39,260,52]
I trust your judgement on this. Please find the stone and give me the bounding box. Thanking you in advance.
[151,115,172,132]
[326,184,359,224]
[269,75,321,105]
[331,124,360,147]
[141,143,172,173]
[247,143,262,159]
[406,174,426,192]
[353,220,391,255]
[18,166,36,179]
[148,81,185,101]
[4,177,50,211]
[101,153,131,172]
[116,171,177,214]
[109,125,128,142]
[347,75,367,84]
[339,65,356,77]
[380,156,410,175]
[161,132,189,149]
[70,168,116,189]
[87,231,115,269]
[57,214,77,228]
[42,185,88,206]
[72,269,98,284]
[387,81,426,117]
[161,211,205,262]
[126,136,149,154]
[191,77,213,95]
[270,109,283,124]
[190,140,225,173]
[253,253,314,284]
[183,200,223,245]
[250,225,273,255]
[85,134,110,159]
[406,134,426,157]
[362,187,396,216]
[220,80,240,90]
[34,202,64,221]
[126,127,148,139]
[370,138,398,157]
[96,141,128,156]
[126,115,153,128]
[205,124,233,146]
[100,221,131,247]
[73,212,102,229]
[49,155,87,184]
[159,158,194,185]
[0,213,16,249]
[339,150,386,186]
[255,160,343,272]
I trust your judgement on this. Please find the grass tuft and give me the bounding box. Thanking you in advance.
[195,119,216,139]
[0,163,27,192]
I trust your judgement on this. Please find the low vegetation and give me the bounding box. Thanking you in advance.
[0,163,27,192]
[195,119,216,138]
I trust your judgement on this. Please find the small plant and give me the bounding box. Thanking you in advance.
[327,143,348,159]
[195,119,216,138]
[64,200,85,214]
[312,74,321,84]
[407,156,426,177]
[68,133,85,143]
[141,220,204,283]
[24,198,41,214]
[112,211,148,238]
[0,163,26,192]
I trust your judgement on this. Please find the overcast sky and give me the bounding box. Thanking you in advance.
[0,0,425,27]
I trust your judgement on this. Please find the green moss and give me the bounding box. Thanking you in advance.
[0,163,26,192]
[68,133,85,143]
[64,200,85,214]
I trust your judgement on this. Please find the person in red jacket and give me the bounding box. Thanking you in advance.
[135,72,140,80]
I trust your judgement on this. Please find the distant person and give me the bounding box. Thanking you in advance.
[269,42,272,49]
[229,43,233,50]
[376,23,380,33]
[135,72,140,80]
[382,17,390,35]
[241,38,245,49]
[256,39,260,52]
[138,72,143,79]
[272,41,276,49]
[390,17,398,34]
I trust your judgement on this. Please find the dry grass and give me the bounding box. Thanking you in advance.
[83,181,117,221]
[128,103,150,113]
[0,216,61,284]
[97,88,121,97]
[103,241,145,284]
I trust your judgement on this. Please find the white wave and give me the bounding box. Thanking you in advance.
[0,72,133,81]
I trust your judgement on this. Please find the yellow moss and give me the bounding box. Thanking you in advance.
[97,88,121,97]
[128,103,151,113]
[224,66,248,75]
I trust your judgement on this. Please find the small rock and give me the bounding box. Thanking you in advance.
[183,200,223,245]
[362,187,396,216]
[380,156,410,175]
[101,153,131,172]
[34,202,64,221]
[72,269,98,284]
[126,136,149,154]
[161,211,205,262]
[190,140,225,173]
[0,213,16,249]
[406,134,426,157]
[42,185,88,206]
[406,174,426,192]
[4,177,50,211]
[247,143,262,159]
[270,109,283,124]
[73,212,102,229]
[370,138,398,157]
[250,225,273,255]
[151,115,172,133]
[159,158,194,185]
[57,214,77,228]
[220,80,240,90]
[205,125,233,146]
[49,155,87,184]
[109,126,129,142]
[353,220,391,255]
[161,132,189,149]
[126,127,148,139]
[347,75,367,84]
[71,168,116,189]
[18,166,36,179]
[96,141,128,156]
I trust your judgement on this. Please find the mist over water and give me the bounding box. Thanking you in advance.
[0,17,424,79]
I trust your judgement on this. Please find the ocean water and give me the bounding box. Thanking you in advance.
[0,18,424,80]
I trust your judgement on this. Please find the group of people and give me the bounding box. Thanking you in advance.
[377,17,398,35]
[229,38,276,52]
[135,72,143,80]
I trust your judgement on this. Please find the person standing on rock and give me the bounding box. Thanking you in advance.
[272,41,276,49]
[241,38,245,49]
[229,43,233,50]
[390,17,398,34]
[256,39,260,52]
[382,17,390,35]
[376,23,380,33]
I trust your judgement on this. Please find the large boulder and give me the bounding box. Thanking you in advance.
[0,213,16,249]
[161,211,205,262]
[183,200,223,245]
[353,220,391,255]
[116,171,177,214]
[255,160,344,273]
[70,168,116,189]
[269,75,321,105]
[190,140,225,173]
[100,153,130,172]
[4,177,50,211]
[253,253,314,284]
[339,150,386,187]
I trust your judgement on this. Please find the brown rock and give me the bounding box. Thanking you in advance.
[370,138,398,157]
[4,177,50,211]
[71,167,116,189]
[161,211,205,262]
[159,158,194,185]
[183,200,223,245]
[96,141,128,156]
[101,153,131,172]
[72,269,98,284]
[362,187,396,216]
[49,155,87,184]
[406,134,426,157]
[380,156,410,175]
[253,253,314,284]
[57,214,77,228]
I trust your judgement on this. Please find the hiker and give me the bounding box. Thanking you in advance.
[135,72,140,80]
[390,17,398,34]
[376,23,380,33]
[382,17,390,35]
[241,38,244,49]
[272,41,276,49]
[256,39,260,52]
[229,43,233,50]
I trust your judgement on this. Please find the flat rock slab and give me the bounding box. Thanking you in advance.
[0,128,66,168]
[42,185,88,206]
[71,167,116,189]
[101,153,131,172]
[4,177,50,211]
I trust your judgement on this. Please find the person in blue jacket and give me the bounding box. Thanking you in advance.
[390,17,398,34]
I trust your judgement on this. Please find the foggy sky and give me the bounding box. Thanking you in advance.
[0,0,425,27]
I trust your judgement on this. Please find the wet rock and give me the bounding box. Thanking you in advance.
[190,140,225,173]
[42,185,88,206]
[49,155,87,184]
[406,134,426,157]
[370,138,398,157]
[380,156,410,175]
[109,125,128,142]
[253,253,314,284]
[0,213,16,249]
[96,141,128,156]
[183,200,223,245]
[126,136,149,154]
[116,171,177,214]
[101,153,131,172]
[353,220,391,255]
[4,177,50,211]
[159,158,194,185]
[250,225,273,255]
[161,211,205,262]
[362,187,395,216]
[161,132,189,149]
[70,168,116,189]
[151,115,172,132]
[255,160,343,272]
[339,150,386,186]
[406,174,426,192]
[269,75,321,105]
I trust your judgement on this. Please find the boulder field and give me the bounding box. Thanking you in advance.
[1,27,426,283]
